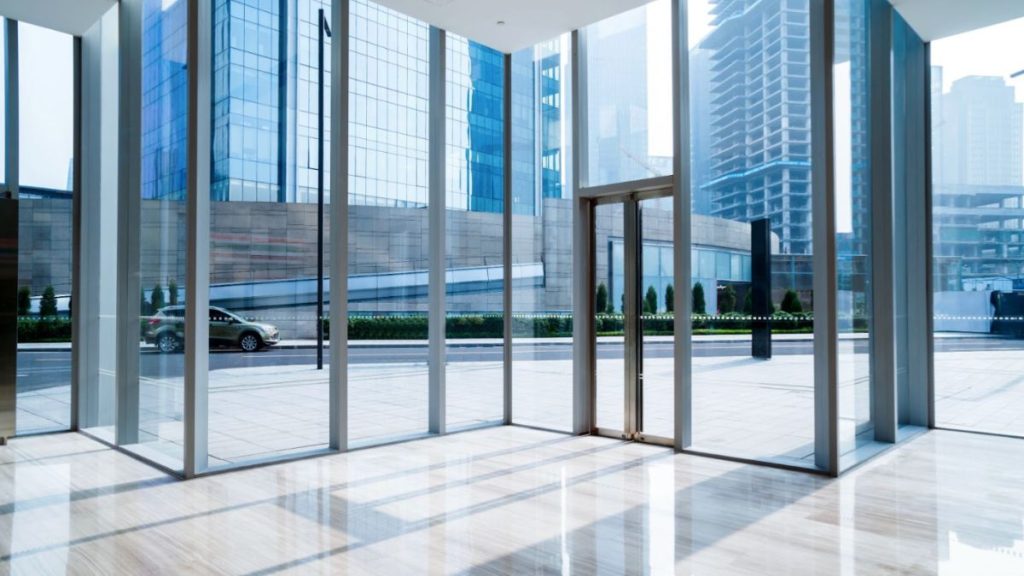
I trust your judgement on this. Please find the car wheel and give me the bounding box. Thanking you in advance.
[239,333,262,352]
[157,333,180,354]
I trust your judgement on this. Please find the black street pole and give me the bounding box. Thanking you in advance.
[317,9,331,370]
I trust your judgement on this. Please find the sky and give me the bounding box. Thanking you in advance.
[10,21,75,191]
[931,16,1024,99]
[9,2,1022,194]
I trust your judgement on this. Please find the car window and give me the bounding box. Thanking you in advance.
[210,309,230,322]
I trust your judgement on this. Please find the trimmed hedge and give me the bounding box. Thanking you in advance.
[18,318,72,342]
[17,313,816,343]
[336,312,813,340]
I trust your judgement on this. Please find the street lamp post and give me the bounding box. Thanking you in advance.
[317,8,331,370]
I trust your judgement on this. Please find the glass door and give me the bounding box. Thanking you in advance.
[591,192,674,445]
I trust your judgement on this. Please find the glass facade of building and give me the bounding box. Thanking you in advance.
[1,0,942,482]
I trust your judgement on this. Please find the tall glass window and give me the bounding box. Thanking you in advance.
[347,0,431,446]
[834,0,873,456]
[688,0,816,466]
[0,20,5,185]
[19,23,74,192]
[15,23,75,435]
[931,17,1024,438]
[444,34,505,430]
[129,0,189,470]
[510,35,573,431]
[203,0,331,470]
[584,0,672,187]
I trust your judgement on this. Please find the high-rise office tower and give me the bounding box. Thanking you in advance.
[700,0,867,257]
[933,74,1024,280]
[145,0,542,214]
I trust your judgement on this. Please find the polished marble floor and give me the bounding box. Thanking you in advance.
[0,426,1022,574]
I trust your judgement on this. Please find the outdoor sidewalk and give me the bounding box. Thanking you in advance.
[15,330,1005,351]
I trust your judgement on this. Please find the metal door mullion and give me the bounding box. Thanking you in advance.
[623,199,640,439]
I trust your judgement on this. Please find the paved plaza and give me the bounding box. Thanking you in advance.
[14,338,1024,467]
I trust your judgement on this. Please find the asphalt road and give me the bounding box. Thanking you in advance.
[15,337,1024,393]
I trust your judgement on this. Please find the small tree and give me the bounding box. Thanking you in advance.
[665,284,675,313]
[141,288,151,316]
[168,279,179,306]
[596,282,609,315]
[718,285,736,314]
[781,289,804,314]
[150,284,166,312]
[645,286,658,314]
[743,290,753,316]
[17,287,31,316]
[692,282,706,315]
[40,286,59,318]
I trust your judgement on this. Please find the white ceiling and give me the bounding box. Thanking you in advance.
[0,0,115,36]
[373,0,651,53]
[0,0,1020,57]
[890,0,1024,41]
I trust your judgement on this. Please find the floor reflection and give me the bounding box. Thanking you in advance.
[0,428,1021,574]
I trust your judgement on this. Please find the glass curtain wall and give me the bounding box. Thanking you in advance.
[510,35,574,432]
[639,196,674,439]
[127,0,189,470]
[347,0,431,446]
[688,0,816,465]
[594,202,626,433]
[931,17,1024,437]
[834,0,873,455]
[444,34,505,430]
[15,23,75,434]
[584,0,673,187]
[203,0,331,469]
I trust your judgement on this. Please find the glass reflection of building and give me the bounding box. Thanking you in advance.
[143,0,567,215]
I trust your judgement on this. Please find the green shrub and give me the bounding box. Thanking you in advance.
[168,279,179,306]
[17,287,30,316]
[692,283,706,315]
[718,285,736,314]
[665,284,674,313]
[596,283,609,314]
[17,317,72,342]
[40,286,59,318]
[151,284,166,312]
[644,286,658,314]
[781,289,804,314]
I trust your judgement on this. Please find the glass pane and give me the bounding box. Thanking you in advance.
[444,34,505,430]
[640,197,673,439]
[18,23,74,191]
[348,0,431,446]
[203,0,331,469]
[131,0,189,470]
[0,20,5,184]
[931,17,1024,437]
[688,0,816,465]
[511,35,574,431]
[14,22,74,435]
[595,202,624,432]
[584,0,672,187]
[835,0,873,456]
[16,202,73,434]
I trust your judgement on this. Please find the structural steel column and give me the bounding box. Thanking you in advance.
[810,0,839,475]
[503,52,513,425]
[116,0,143,446]
[428,27,446,435]
[671,0,693,451]
[185,0,212,477]
[329,0,350,452]
[570,29,593,435]
[868,0,896,443]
